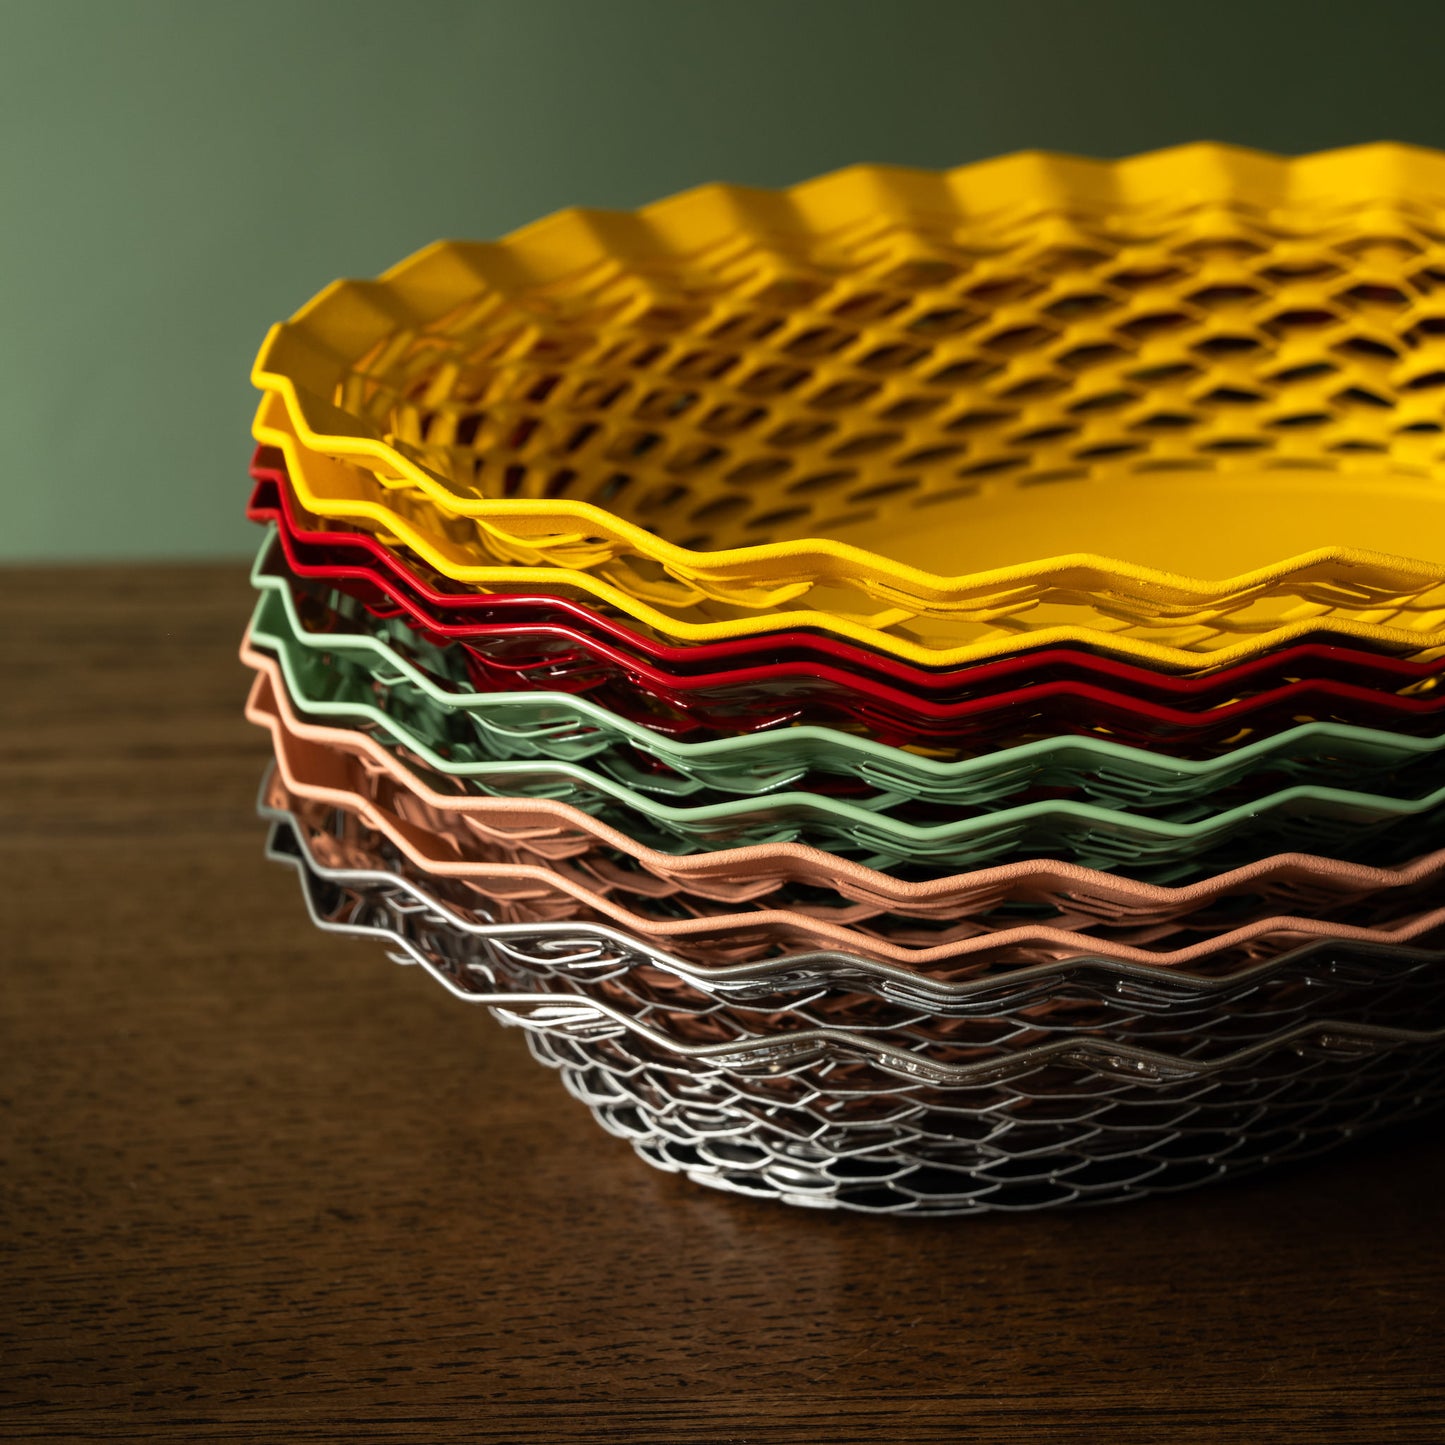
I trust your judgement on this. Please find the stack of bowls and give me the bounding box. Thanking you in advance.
[243,144,1445,1214]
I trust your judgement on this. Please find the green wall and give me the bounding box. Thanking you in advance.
[7,0,1445,561]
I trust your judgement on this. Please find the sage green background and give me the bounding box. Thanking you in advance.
[7,0,1445,561]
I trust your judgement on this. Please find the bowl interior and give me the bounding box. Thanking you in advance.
[332,188,1445,579]
[824,468,1445,577]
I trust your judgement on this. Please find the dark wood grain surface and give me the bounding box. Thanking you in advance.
[3,562,1444,1443]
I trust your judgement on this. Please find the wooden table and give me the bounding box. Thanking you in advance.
[4,562,1444,1443]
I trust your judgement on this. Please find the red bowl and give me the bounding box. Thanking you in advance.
[249,449,1445,754]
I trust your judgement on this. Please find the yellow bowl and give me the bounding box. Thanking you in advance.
[252,143,1445,667]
